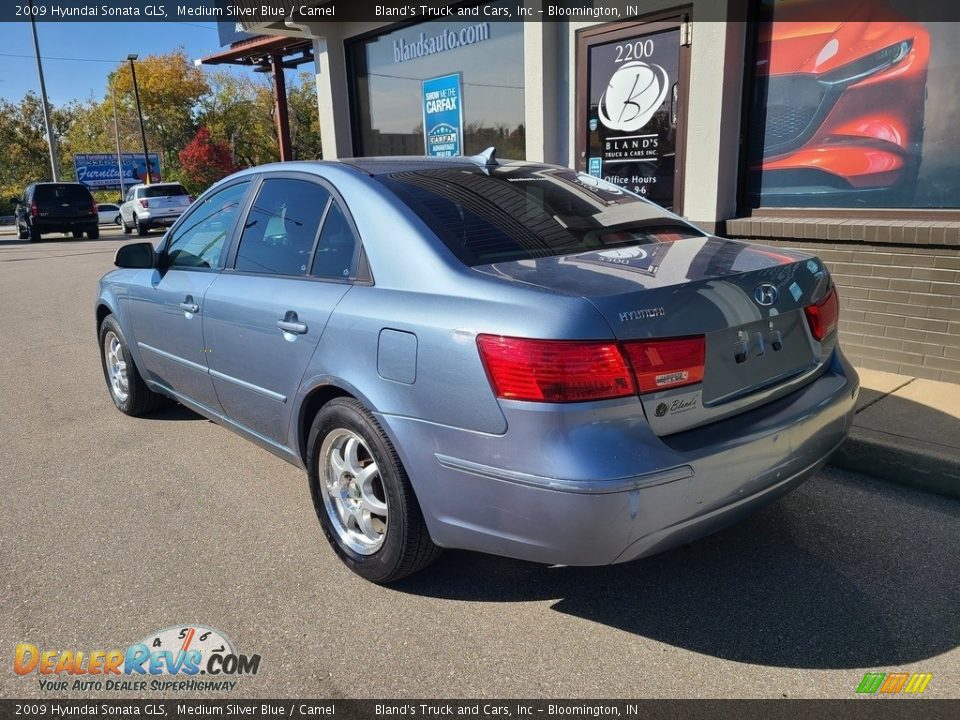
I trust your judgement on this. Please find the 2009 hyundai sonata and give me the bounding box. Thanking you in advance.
[96,152,859,583]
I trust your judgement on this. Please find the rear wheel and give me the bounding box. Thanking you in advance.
[98,315,168,416]
[87,227,99,240]
[17,225,27,240]
[307,398,440,583]
[28,225,40,243]
[72,230,83,239]
[136,219,148,236]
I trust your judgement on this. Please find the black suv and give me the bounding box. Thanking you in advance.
[15,183,99,242]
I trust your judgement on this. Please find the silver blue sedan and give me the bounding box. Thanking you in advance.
[96,152,858,583]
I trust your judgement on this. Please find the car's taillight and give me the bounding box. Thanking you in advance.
[476,335,636,403]
[622,336,705,394]
[139,199,149,208]
[805,287,840,341]
[30,202,39,218]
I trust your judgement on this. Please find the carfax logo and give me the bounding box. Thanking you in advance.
[14,625,260,693]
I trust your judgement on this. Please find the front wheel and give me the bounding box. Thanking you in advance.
[99,315,168,416]
[307,398,440,583]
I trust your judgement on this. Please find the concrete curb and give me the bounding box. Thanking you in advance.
[829,428,960,500]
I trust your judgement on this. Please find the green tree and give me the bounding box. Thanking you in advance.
[288,72,322,160]
[198,70,277,168]
[111,48,209,180]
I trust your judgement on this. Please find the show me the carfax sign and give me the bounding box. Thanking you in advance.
[72,153,161,190]
[421,73,464,158]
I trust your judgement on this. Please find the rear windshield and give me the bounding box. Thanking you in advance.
[376,166,703,266]
[143,184,188,198]
[33,184,92,202]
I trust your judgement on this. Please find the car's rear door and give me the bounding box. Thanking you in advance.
[202,173,361,445]
[127,179,253,412]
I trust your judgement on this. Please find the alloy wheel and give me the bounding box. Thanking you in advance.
[319,428,388,555]
[103,331,129,403]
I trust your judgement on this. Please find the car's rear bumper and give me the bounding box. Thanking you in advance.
[380,350,859,566]
[32,218,97,232]
[136,210,185,225]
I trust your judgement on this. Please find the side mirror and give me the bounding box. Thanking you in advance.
[114,242,156,269]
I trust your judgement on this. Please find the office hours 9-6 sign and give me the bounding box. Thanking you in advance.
[586,27,681,209]
[422,73,464,157]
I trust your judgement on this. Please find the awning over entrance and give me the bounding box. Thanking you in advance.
[199,35,315,161]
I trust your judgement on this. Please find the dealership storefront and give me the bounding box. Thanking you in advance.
[245,0,960,382]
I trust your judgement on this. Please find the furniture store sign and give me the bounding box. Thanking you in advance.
[73,153,161,190]
[422,73,463,157]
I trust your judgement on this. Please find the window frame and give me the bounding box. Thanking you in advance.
[222,170,370,286]
[158,178,255,273]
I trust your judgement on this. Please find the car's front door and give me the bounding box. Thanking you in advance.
[127,180,252,411]
[203,175,360,445]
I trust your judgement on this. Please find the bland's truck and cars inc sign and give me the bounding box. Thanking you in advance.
[72,153,161,190]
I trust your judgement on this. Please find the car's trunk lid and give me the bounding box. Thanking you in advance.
[475,236,834,434]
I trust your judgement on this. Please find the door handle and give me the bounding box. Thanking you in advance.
[179,302,199,314]
[277,314,307,335]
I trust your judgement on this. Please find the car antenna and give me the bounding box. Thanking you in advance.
[470,147,499,170]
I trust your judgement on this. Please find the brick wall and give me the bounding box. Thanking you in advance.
[732,238,960,384]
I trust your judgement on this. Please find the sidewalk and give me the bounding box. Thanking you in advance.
[830,367,960,499]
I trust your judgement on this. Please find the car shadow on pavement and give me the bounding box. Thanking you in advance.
[392,471,960,669]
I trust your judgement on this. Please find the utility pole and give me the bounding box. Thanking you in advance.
[29,0,60,181]
[127,54,151,185]
[111,77,126,199]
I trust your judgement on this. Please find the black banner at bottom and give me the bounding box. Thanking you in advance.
[0,700,957,720]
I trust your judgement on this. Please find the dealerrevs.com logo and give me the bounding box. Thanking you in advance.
[13,625,260,693]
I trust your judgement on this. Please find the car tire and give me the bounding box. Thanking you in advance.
[98,315,168,417]
[88,227,99,240]
[122,218,132,235]
[28,224,40,243]
[17,225,27,240]
[114,215,122,226]
[307,398,441,583]
[72,230,83,239]
[136,219,148,237]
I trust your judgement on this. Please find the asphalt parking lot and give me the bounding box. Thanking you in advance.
[1,228,958,700]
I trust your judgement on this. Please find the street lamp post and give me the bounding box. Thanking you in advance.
[127,54,151,186]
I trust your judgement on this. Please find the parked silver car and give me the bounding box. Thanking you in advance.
[97,203,121,226]
[119,182,192,236]
[96,153,859,583]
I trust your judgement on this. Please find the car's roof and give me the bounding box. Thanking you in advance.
[341,156,490,176]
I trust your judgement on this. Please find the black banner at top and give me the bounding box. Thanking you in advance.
[5,0,960,24]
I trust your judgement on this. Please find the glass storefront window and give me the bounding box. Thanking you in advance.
[348,2,525,159]
[746,0,960,209]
